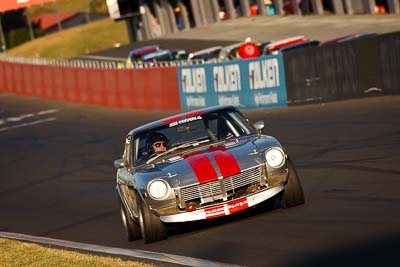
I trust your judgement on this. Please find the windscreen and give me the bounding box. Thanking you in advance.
[133,109,255,165]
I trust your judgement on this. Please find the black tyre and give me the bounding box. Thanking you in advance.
[137,196,168,244]
[119,198,142,241]
[281,159,305,209]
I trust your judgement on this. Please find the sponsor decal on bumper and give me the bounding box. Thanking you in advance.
[160,185,284,223]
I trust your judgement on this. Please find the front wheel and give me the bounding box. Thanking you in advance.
[281,158,305,209]
[137,196,168,244]
[119,198,142,241]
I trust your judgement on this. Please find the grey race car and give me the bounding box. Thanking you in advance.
[114,105,304,243]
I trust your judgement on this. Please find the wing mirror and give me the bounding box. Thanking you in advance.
[253,120,264,134]
[114,159,126,169]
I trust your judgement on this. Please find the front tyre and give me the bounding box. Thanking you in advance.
[119,198,142,241]
[281,159,305,209]
[137,196,168,244]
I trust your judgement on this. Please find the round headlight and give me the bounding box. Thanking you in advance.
[265,148,285,168]
[148,179,170,200]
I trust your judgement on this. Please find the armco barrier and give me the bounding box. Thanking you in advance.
[283,31,400,104]
[0,61,181,111]
[177,54,287,110]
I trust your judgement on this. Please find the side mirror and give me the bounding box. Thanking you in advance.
[114,159,126,169]
[253,120,265,133]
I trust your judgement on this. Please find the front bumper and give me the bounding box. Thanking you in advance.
[160,184,284,223]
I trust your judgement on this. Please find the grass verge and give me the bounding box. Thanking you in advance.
[0,238,152,267]
[28,0,108,17]
[8,18,129,59]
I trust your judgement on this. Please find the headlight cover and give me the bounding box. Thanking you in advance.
[147,179,171,200]
[265,147,285,168]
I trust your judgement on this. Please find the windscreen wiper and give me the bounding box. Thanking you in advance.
[146,139,210,164]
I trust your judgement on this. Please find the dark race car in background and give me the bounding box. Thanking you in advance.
[114,106,305,243]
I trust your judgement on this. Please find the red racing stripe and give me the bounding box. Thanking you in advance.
[185,110,204,118]
[183,151,218,184]
[208,145,241,178]
[163,114,184,124]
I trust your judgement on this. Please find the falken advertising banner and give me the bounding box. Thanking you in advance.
[177,54,287,110]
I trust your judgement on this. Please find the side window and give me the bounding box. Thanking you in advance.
[135,135,150,166]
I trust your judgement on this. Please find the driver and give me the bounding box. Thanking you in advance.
[146,132,169,156]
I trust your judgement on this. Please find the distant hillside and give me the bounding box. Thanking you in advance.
[8,18,128,59]
[28,0,108,18]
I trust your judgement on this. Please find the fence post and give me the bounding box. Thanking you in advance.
[190,0,204,27]
[291,0,302,14]
[311,0,324,14]
[224,0,236,19]
[342,0,354,14]
[331,0,344,14]
[210,0,221,22]
[140,4,154,40]
[255,0,266,15]
[240,0,251,16]
[273,0,285,15]
[177,0,190,30]
[198,0,208,25]
[387,0,399,13]
[363,0,375,14]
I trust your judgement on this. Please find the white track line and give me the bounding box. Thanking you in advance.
[0,109,59,125]
[36,109,60,115]
[0,232,241,267]
[0,117,57,132]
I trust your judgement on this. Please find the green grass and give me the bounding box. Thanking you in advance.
[8,18,129,59]
[0,238,152,267]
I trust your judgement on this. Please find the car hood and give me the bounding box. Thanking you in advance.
[147,135,281,188]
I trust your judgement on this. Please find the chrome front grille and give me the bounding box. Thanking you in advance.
[178,165,263,205]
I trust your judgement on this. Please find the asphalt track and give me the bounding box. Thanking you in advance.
[1,92,399,266]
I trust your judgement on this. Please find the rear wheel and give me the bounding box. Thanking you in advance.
[137,196,168,244]
[281,159,305,208]
[119,198,142,241]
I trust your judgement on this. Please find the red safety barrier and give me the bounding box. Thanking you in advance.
[63,67,78,102]
[5,63,12,93]
[32,65,44,97]
[0,61,4,91]
[22,64,34,96]
[54,67,65,101]
[103,68,121,108]
[0,61,181,111]
[13,63,24,95]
